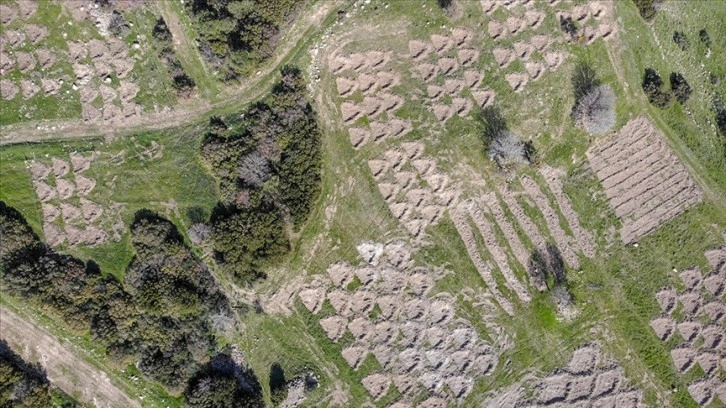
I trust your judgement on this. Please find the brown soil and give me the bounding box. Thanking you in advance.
[40,78,61,96]
[656,287,677,313]
[298,287,324,314]
[488,20,508,40]
[16,51,36,73]
[481,193,529,271]
[445,79,464,95]
[451,207,514,315]
[327,289,351,317]
[20,79,40,99]
[60,203,82,223]
[567,375,595,401]
[340,101,361,122]
[704,274,725,296]
[119,81,139,102]
[415,63,439,82]
[700,325,724,349]
[591,368,622,398]
[348,127,370,148]
[544,51,565,69]
[80,198,103,222]
[432,104,453,122]
[43,223,66,247]
[703,301,725,322]
[438,57,459,76]
[525,10,545,28]
[0,4,18,24]
[327,262,354,287]
[540,166,596,258]
[34,48,54,69]
[671,347,696,373]
[463,70,483,88]
[34,181,56,202]
[520,175,580,268]
[342,346,368,369]
[531,34,552,51]
[319,315,348,341]
[67,41,87,61]
[430,34,453,55]
[3,30,26,47]
[505,72,528,92]
[376,71,400,90]
[25,24,48,44]
[568,345,599,374]
[427,85,444,99]
[513,41,534,60]
[506,16,525,35]
[537,374,570,404]
[457,48,479,67]
[362,374,390,400]
[687,380,713,406]
[524,61,544,80]
[409,39,432,60]
[493,48,514,67]
[650,317,675,341]
[29,161,50,180]
[677,321,701,341]
[471,88,496,108]
[452,27,472,47]
[55,178,75,200]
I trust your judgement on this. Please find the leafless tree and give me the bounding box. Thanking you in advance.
[238,151,271,187]
[487,131,527,164]
[573,84,616,135]
[188,223,212,245]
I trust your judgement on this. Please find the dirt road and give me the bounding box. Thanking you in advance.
[0,305,141,408]
[0,0,343,146]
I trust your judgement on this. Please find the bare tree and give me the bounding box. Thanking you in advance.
[572,84,616,135]
[487,131,528,164]
[188,223,212,245]
[238,151,271,187]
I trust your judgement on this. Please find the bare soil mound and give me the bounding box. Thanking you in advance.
[488,21,508,40]
[457,48,479,67]
[493,48,514,67]
[430,34,453,54]
[409,40,432,60]
[319,315,348,340]
[30,161,50,180]
[25,24,48,44]
[472,89,495,108]
[0,53,14,73]
[20,79,40,99]
[505,73,528,92]
[463,70,483,88]
[16,51,36,73]
[34,181,56,202]
[43,223,66,247]
[56,178,75,200]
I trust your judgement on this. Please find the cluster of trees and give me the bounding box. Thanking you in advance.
[186,0,302,79]
[200,66,322,282]
[185,350,264,408]
[152,17,197,96]
[571,63,616,135]
[632,0,662,21]
[642,68,692,108]
[478,106,536,167]
[0,339,78,407]
[0,202,234,392]
[527,244,574,310]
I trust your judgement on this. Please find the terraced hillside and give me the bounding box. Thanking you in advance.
[1,0,726,407]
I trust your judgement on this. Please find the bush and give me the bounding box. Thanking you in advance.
[632,0,661,21]
[572,84,616,135]
[559,16,578,38]
[642,68,672,108]
[185,351,264,408]
[109,10,131,37]
[670,72,692,104]
[699,29,712,48]
[673,31,689,51]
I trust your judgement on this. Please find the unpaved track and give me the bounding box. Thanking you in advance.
[0,305,141,408]
[0,0,343,146]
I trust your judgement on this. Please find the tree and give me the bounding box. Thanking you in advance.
[185,352,264,408]
[571,62,601,102]
[269,363,287,406]
[642,68,672,108]
[238,151,271,187]
[572,84,616,135]
[477,106,534,166]
[673,31,689,51]
[0,339,53,408]
[670,72,692,104]
[632,0,661,21]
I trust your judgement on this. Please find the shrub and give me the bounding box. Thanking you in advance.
[632,0,661,21]
[699,29,712,48]
[108,10,131,37]
[572,85,616,135]
[478,106,535,166]
[642,68,672,108]
[669,72,692,104]
[673,31,689,51]
[559,16,578,38]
